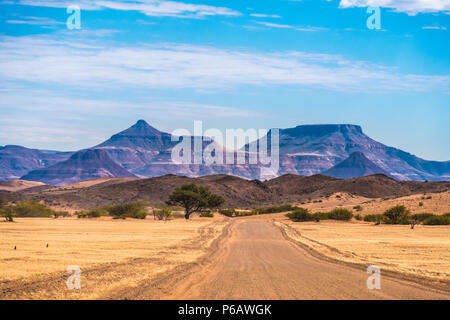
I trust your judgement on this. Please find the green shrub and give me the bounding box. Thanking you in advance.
[329,208,353,221]
[106,201,149,219]
[354,214,362,221]
[219,209,236,217]
[383,205,410,224]
[286,208,313,222]
[353,205,363,212]
[76,211,88,219]
[423,215,450,225]
[0,204,15,222]
[411,213,434,222]
[418,202,424,207]
[153,208,173,221]
[443,213,450,218]
[312,211,330,221]
[199,211,214,218]
[252,205,296,215]
[13,200,54,217]
[364,214,383,223]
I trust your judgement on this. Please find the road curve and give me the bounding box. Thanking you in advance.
[160,220,448,300]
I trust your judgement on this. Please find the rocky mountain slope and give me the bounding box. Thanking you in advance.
[21,149,136,186]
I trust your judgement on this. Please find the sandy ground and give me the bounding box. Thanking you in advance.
[298,191,450,216]
[1,210,449,300]
[0,217,227,299]
[0,180,46,192]
[120,219,448,300]
[278,219,450,284]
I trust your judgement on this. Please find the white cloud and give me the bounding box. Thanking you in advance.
[254,21,329,32]
[0,35,449,94]
[5,16,64,26]
[2,0,241,18]
[249,13,282,18]
[422,26,447,30]
[339,0,450,15]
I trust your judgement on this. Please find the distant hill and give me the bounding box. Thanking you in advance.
[4,173,449,210]
[322,151,390,179]
[0,145,72,180]
[21,149,136,186]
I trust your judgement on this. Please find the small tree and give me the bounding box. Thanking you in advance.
[166,184,224,220]
[383,205,410,224]
[0,205,15,222]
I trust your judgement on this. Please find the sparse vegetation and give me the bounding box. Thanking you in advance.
[423,215,450,226]
[219,209,236,217]
[329,208,353,221]
[199,211,214,218]
[354,214,362,221]
[353,205,363,212]
[286,208,313,222]
[166,184,224,220]
[251,205,296,215]
[383,205,410,224]
[153,208,173,221]
[105,201,149,219]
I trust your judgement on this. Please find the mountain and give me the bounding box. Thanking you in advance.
[247,124,450,181]
[0,145,73,180]
[3,121,450,182]
[21,149,136,186]
[322,151,389,179]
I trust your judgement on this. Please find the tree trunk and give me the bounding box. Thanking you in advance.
[185,211,190,220]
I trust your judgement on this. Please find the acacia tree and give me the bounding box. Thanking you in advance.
[166,184,224,220]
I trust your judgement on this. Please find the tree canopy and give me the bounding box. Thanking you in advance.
[166,184,224,219]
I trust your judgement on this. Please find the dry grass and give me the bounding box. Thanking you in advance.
[278,219,450,282]
[297,191,450,216]
[0,216,227,299]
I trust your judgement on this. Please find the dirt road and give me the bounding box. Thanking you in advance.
[154,220,448,300]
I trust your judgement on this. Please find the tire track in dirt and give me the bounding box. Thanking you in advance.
[149,220,449,300]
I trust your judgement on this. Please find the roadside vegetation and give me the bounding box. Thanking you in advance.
[286,207,354,222]
[1,200,68,221]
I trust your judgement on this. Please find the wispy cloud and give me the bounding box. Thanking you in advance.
[5,16,64,27]
[254,21,329,32]
[2,0,241,18]
[339,0,450,15]
[422,26,448,30]
[0,34,449,94]
[249,13,282,18]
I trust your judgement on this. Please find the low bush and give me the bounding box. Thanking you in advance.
[329,208,353,221]
[353,205,363,212]
[199,211,214,218]
[312,211,330,221]
[423,215,450,225]
[219,209,236,217]
[286,208,313,222]
[252,205,296,215]
[411,213,434,222]
[153,208,173,221]
[13,200,54,217]
[364,214,383,223]
[354,214,363,221]
[106,201,149,219]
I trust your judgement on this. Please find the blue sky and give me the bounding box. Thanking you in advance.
[0,0,449,160]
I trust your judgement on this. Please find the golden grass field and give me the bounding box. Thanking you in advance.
[297,191,450,216]
[277,219,450,283]
[0,216,227,299]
